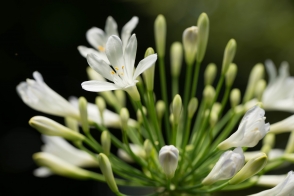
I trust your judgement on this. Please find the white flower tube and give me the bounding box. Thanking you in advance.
[250,171,294,196]
[270,114,294,134]
[218,106,270,150]
[159,145,179,179]
[202,147,245,185]
[17,71,79,119]
[256,174,287,187]
[262,60,294,112]
[244,149,284,162]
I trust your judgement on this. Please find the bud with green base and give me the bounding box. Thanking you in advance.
[196,13,209,63]
[183,26,198,65]
[143,47,156,91]
[154,15,166,58]
[222,39,237,74]
[79,97,89,133]
[170,42,183,78]
[204,63,217,86]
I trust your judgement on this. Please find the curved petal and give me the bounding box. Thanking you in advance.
[124,34,137,80]
[86,27,106,49]
[133,54,157,80]
[265,59,277,85]
[34,167,52,177]
[121,16,139,50]
[77,45,100,58]
[86,53,113,81]
[82,80,121,92]
[105,35,124,70]
[105,16,118,37]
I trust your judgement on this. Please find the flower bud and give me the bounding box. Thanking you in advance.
[222,39,237,74]
[79,97,89,133]
[64,117,79,132]
[202,147,245,185]
[159,145,179,179]
[229,152,267,185]
[143,47,156,91]
[33,152,91,179]
[203,85,215,105]
[172,94,182,124]
[230,88,241,109]
[114,90,126,107]
[156,100,165,121]
[225,63,237,86]
[144,139,153,158]
[101,131,111,156]
[210,111,218,127]
[183,26,198,65]
[254,79,267,101]
[29,116,85,141]
[120,108,129,129]
[196,13,209,63]
[96,96,106,121]
[154,15,166,57]
[218,106,270,150]
[204,63,217,86]
[212,102,221,115]
[286,131,294,154]
[136,106,147,124]
[170,42,183,78]
[98,153,119,194]
[169,114,174,125]
[188,97,198,118]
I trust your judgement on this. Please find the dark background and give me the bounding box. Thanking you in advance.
[1,0,294,195]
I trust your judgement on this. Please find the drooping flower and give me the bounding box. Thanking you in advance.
[78,16,139,61]
[202,147,245,185]
[159,145,179,179]
[17,71,79,119]
[34,135,98,177]
[250,171,294,196]
[81,35,157,100]
[262,60,294,112]
[218,106,270,150]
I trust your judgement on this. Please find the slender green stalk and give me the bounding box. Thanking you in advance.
[183,64,193,112]
[219,84,232,117]
[190,61,201,99]
[172,76,179,98]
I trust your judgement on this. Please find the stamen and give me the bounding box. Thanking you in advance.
[122,66,124,69]
[115,67,119,71]
[110,71,115,75]
[98,46,105,52]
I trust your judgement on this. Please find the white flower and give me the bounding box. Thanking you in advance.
[218,106,270,150]
[159,145,179,178]
[117,144,145,163]
[81,35,157,94]
[202,147,245,185]
[34,135,98,177]
[250,171,294,196]
[78,16,139,61]
[270,114,294,134]
[244,149,284,162]
[262,60,294,112]
[256,174,287,187]
[17,71,79,119]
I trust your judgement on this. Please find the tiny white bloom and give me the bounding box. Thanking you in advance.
[17,71,79,119]
[159,145,179,179]
[81,35,157,94]
[262,60,294,112]
[250,171,294,196]
[34,135,98,177]
[117,144,145,163]
[218,106,270,150]
[78,16,139,61]
[202,147,245,185]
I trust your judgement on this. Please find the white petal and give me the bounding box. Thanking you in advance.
[86,53,113,81]
[34,167,52,177]
[86,67,106,81]
[121,16,139,51]
[124,34,137,80]
[133,54,157,80]
[82,80,121,92]
[265,59,277,85]
[86,27,106,49]
[77,45,100,58]
[105,35,124,70]
[105,16,119,37]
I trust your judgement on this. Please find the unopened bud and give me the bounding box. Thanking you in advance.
[144,139,153,158]
[255,79,267,101]
[225,63,237,86]
[204,63,217,86]
[120,108,129,129]
[78,97,89,133]
[29,116,84,141]
[222,39,237,74]
[156,100,165,121]
[210,112,218,127]
[143,47,156,91]
[169,114,174,125]
[114,90,126,107]
[159,145,179,179]
[183,26,198,65]
[64,117,79,132]
[212,102,221,115]
[136,107,147,124]
[196,13,209,63]
[203,85,215,105]
[188,97,198,118]
[172,94,182,124]
[230,88,241,109]
[154,15,166,57]
[170,42,183,78]
[101,131,111,156]
[96,96,106,117]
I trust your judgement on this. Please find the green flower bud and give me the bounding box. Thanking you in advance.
[101,131,111,156]
[286,131,294,154]
[196,13,209,63]
[120,108,129,129]
[172,94,182,124]
[114,90,126,107]
[64,117,79,132]
[96,96,106,118]
[188,97,198,118]
[183,26,198,65]
[98,153,119,194]
[222,39,237,74]
[204,63,217,86]
[170,42,183,78]
[225,63,238,86]
[136,106,147,124]
[29,116,85,141]
[154,15,166,57]
[79,97,89,133]
[203,85,215,105]
[144,139,153,158]
[229,152,267,185]
[143,47,156,91]
[230,88,241,109]
[156,100,165,121]
[254,79,267,101]
[212,102,221,115]
[210,111,218,127]
[169,114,174,125]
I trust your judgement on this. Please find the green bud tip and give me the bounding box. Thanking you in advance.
[196,13,209,63]
[154,14,166,57]
[188,97,198,118]
[170,42,183,77]
[183,26,198,65]
[222,39,237,74]
[204,63,217,86]
[172,94,182,124]
[225,63,238,86]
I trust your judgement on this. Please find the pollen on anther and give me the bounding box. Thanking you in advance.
[98,46,105,52]
[122,66,125,69]
[115,67,119,70]
[111,71,115,75]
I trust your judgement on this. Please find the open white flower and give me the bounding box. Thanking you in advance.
[202,147,245,185]
[218,106,270,150]
[34,135,98,177]
[81,35,157,99]
[78,16,139,61]
[262,60,294,112]
[250,171,294,196]
[17,71,79,119]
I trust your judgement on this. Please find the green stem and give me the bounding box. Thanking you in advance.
[172,123,178,146]
[183,64,193,113]
[172,76,179,98]
[219,84,232,117]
